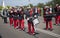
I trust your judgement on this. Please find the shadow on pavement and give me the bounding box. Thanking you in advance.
[0,35,2,38]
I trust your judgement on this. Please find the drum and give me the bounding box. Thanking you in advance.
[33,18,39,25]
[27,17,34,23]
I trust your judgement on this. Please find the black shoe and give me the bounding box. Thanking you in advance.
[22,29,25,31]
[4,22,8,23]
[21,28,25,31]
[44,28,48,30]
[48,28,50,30]
[49,29,53,31]
[12,24,14,26]
[54,24,56,25]
[26,32,31,35]
[34,32,39,34]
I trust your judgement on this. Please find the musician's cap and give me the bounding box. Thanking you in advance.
[10,11,13,13]
[14,10,17,12]
[45,6,49,8]
[56,4,59,6]
[27,6,31,9]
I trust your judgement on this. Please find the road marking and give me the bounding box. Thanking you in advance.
[25,25,60,38]
[36,28,60,38]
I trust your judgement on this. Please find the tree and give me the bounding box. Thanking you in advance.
[6,6,11,9]
[29,4,33,8]
[53,0,60,5]
[0,6,3,11]
[45,1,54,7]
[45,0,60,7]
[37,3,44,8]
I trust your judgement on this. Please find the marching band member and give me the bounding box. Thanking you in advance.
[18,7,25,30]
[57,6,60,25]
[33,7,40,33]
[44,6,53,31]
[54,4,59,25]
[8,9,14,26]
[25,8,35,35]
[13,9,18,29]
[29,8,35,35]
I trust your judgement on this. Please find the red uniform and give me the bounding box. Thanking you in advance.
[26,8,35,35]
[57,6,60,25]
[44,7,53,31]
[13,10,18,28]
[54,5,59,25]
[9,10,13,26]
[18,8,24,30]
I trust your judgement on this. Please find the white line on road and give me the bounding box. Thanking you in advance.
[36,28,60,38]
[25,25,60,38]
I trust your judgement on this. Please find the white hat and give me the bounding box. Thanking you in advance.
[27,6,31,8]
[45,6,49,8]
[14,10,17,12]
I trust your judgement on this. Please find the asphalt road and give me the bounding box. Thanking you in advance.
[0,16,60,38]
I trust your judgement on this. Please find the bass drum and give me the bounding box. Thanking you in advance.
[33,18,39,25]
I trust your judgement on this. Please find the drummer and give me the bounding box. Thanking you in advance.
[25,7,35,35]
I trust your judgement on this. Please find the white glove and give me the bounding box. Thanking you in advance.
[50,11,52,13]
[46,12,48,14]
[27,18,29,20]
[34,15,37,17]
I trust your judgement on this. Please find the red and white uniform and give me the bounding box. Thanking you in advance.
[26,8,35,35]
[18,8,24,30]
[9,10,13,26]
[13,10,18,28]
[44,7,53,31]
[57,6,60,25]
[54,4,59,25]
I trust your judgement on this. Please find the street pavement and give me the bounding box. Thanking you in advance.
[0,16,60,38]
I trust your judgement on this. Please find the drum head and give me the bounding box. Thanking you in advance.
[33,18,39,25]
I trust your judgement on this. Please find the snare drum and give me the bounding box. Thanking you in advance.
[33,18,39,25]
